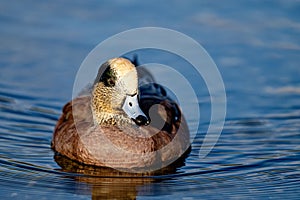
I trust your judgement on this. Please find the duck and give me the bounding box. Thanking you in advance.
[51,57,190,172]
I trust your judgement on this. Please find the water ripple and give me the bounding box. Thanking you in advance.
[0,80,300,199]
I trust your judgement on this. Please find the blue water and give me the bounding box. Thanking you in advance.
[1,0,300,199]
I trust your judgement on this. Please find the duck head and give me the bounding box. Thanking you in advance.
[92,58,150,126]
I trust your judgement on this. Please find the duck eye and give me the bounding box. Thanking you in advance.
[107,78,115,86]
[129,102,132,107]
[99,65,116,87]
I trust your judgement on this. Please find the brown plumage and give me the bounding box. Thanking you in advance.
[51,58,190,172]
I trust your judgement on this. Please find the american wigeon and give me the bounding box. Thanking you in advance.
[51,57,190,172]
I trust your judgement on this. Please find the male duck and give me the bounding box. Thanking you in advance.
[52,58,190,172]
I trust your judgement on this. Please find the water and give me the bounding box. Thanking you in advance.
[1,0,300,199]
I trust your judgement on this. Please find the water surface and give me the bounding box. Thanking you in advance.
[0,0,300,199]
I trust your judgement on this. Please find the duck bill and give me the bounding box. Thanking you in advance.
[122,94,150,126]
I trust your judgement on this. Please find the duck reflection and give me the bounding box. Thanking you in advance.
[54,148,190,200]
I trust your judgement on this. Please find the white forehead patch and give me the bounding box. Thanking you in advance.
[108,58,138,95]
[117,69,138,95]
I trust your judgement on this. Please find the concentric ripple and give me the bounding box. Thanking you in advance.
[0,81,300,199]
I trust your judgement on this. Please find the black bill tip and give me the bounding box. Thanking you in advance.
[133,115,150,126]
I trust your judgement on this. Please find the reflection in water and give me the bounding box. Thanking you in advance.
[0,82,299,199]
[1,0,300,199]
[54,149,190,199]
